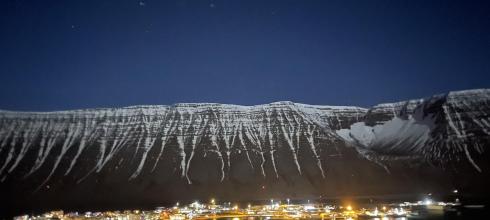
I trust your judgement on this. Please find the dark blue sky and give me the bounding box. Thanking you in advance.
[1,0,489,111]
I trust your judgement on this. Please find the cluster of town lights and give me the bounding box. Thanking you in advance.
[15,196,459,220]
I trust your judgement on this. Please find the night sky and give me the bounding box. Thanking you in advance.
[1,0,489,111]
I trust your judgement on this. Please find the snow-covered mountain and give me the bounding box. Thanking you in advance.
[1,89,489,215]
[0,101,367,185]
[338,89,490,171]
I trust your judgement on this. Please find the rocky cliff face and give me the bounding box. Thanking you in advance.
[1,89,489,215]
[0,102,367,185]
[338,89,490,168]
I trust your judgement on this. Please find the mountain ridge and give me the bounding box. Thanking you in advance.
[2,88,488,113]
[0,88,489,216]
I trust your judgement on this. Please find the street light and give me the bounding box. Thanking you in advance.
[287,198,290,205]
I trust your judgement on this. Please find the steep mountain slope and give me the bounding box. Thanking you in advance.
[0,89,489,216]
[0,102,367,185]
[336,89,490,170]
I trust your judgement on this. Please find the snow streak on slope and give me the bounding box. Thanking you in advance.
[0,102,366,187]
